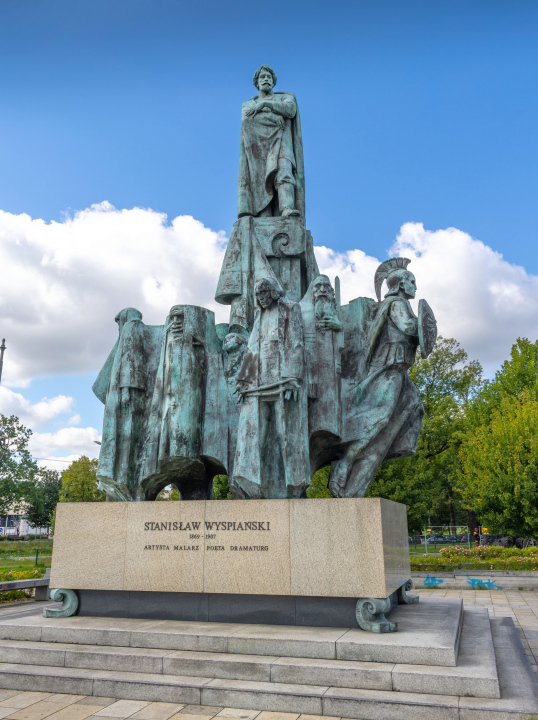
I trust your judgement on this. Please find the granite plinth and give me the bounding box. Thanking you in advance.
[50,498,410,600]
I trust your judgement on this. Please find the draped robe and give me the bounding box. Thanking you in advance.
[231,297,309,499]
[238,92,305,218]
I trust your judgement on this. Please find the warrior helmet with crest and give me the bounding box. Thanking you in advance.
[374,257,412,302]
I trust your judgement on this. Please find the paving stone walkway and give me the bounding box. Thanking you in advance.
[416,587,538,680]
[0,588,536,718]
[0,695,326,720]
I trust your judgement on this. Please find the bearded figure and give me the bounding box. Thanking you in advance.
[238,65,305,218]
[139,305,209,500]
[329,258,432,498]
[231,277,309,499]
[300,276,344,457]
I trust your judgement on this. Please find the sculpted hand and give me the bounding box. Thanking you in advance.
[283,379,300,402]
[318,317,343,332]
[235,381,248,402]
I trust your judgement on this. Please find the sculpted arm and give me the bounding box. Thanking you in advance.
[389,300,419,336]
[245,95,297,119]
[282,304,305,401]
[265,95,296,118]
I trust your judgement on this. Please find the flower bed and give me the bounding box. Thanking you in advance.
[0,568,46,603]
[410,545,538,572]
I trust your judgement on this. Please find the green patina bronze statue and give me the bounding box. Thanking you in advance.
[92,66,437,502]
[238,65,305,219]
[329,258,427,498]
[231,277,309,499]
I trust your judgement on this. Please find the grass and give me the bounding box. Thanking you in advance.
[0,558,51,571]
[0,540,52,573]
[0,540,52,556]
[409,545,441,556]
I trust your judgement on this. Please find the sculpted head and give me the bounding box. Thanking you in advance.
[255,277,283,309]
[223,332,247,354]
[167,305,185,337]
[115,307,142,334]
[386,269,417,300]
[253,65,277,92]
[312,275,335,305]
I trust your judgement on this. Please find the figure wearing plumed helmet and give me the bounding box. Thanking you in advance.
[329,257,437,499]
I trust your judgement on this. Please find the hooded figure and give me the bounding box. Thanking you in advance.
[329,259,427,498]
[231,277,309,499]
[138,305,209,500]
[93,307,147,501]
[238,65,305,218]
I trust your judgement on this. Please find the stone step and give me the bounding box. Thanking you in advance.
[0,609,500,699]
[0,616,533,720]
[0,596,463,666]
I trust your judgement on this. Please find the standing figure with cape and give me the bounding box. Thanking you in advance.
[329,259,430,498]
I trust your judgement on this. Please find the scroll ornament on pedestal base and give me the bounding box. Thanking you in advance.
[43,589,79,618]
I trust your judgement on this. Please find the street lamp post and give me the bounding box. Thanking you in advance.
[0,339,5,384]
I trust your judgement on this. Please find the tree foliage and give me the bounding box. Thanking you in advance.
[23,469,62,528]
[0,414,38,515]
[59,457,105,503]
[156,485,181,500]
[470,337,538,424]
[306,466,332,498]
[213,475,233,500]
[459,391,538,536]
[367,338,482,532]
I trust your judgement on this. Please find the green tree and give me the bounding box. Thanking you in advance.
[156,485,181,500]
[306,466,332,498]
[470,337,538,424]
[59,457,105,503]
[367,338,482,532]
[458,391,538,536]
[213,475,232,499]
[23,468,62,528]
[0,414,38,515]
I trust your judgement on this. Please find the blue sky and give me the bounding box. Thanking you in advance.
[0,0,537,464]
[2,0,537,264]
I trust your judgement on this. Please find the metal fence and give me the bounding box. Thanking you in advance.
[409,525,472,554]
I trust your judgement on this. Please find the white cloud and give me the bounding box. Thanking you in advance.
[36,455,91,472]
[317,222,538,375]
[29,427,101,465]
[0,202,537,395]
[0,385,99,469]
[0,202,227,386]
[0,386,74,428]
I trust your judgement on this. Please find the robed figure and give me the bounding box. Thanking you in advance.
[93,308,147,501]
[238,65,305,218]
[139,305,209,499]
[329,259,428,498]
[231,278,309,499]
[221,329,249,477]
[300,275,344,455]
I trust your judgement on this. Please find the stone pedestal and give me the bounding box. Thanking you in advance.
[49,498,410,625]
